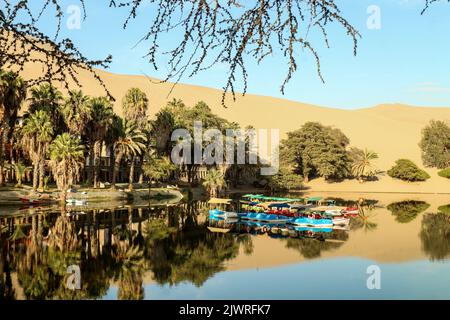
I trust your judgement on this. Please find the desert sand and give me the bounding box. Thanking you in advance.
[17,63,450,193]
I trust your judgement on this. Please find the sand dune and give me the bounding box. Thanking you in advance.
[18,63,450,193]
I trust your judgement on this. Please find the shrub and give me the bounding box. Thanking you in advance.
[419,120,450,169]
[438,168,450,179]
[387,159,430,182]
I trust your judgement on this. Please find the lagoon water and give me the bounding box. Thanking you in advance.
[1,192,449,300]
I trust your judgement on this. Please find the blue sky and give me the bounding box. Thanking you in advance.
[26,0,450,109]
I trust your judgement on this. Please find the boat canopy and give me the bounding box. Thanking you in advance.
[208,198,232,204]
[306,197,322,202]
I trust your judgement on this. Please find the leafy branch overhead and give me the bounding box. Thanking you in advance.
[0,1,112,98]
[110,0,360,105]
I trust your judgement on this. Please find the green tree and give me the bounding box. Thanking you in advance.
[281,122,351,182]
[61,90,92,136]
[111,118,147,189]
[438,168,450,179]
[122,88,149,190]
[202,169,227,198]
[266,167,303,193]
[349,148,379,182]
[419,120,450,169]
[142,156,175,195]
[21,110,54,191]
[48,133,85,200]
[387,159,430,182]
[86,97,114,188]
[28,83,64,131]
[0,70,27,185]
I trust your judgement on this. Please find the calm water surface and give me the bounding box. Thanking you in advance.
[0,193,449,300]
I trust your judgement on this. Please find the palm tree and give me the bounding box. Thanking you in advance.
[122,88,149,190]
[111,118,147,189]
[87,97,114,188]
[0,70,27,185]
[28,83,63,133]
[13,162,30,187]
[350,148,379,182]
[48,133,85,201]
[21,111,54,191]
[202,168,227,198]
[60,90,91,136]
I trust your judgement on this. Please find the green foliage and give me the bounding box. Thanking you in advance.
[49,133,85,191]
[419,120,450,169]
[202,168,227,197]
[142,156,176,183]
[281,122,351,182]
[438,167,450,179]
[438,205,450,215]
[266,167,303,192]
[387,159,430,182]
[387,200,430,223]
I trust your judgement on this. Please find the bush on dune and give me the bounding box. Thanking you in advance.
[387,159,430,182]
[438,168,450,179]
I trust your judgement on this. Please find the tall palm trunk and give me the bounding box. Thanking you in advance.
[0,130,4,186]
[87,141,95,185]
[32,162,39,192]
[138,155,144,184]
[109,145,115,182]
[93,140,102,188]
[112,151,124,189]
[128,155,136,190]
[38,158,45,191]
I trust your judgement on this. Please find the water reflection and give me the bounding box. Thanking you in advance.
[420,212,450,261]
[387,200,430,224]
[0,202,244,299]
[1,195,450,300]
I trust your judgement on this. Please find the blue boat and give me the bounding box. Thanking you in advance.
[290,217,333,228]
[240,212,290,223]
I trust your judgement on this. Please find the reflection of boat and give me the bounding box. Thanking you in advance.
[290,217,333,228]
[209,209,238,220]
[66,199,88,206]
[207,226,232,233]
[240,212,291,223]
[332,217,350,226]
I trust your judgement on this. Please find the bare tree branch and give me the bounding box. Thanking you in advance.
[109,0,361,106]
[0,0,113,99]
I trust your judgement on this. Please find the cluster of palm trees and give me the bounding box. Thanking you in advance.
[1,69,255,199]
[0,70,152,196]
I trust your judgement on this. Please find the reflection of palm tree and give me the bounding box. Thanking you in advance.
[350,200,378,232]
[420,213,450,261]
[236,234,254,256]
[112,240,145,300]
